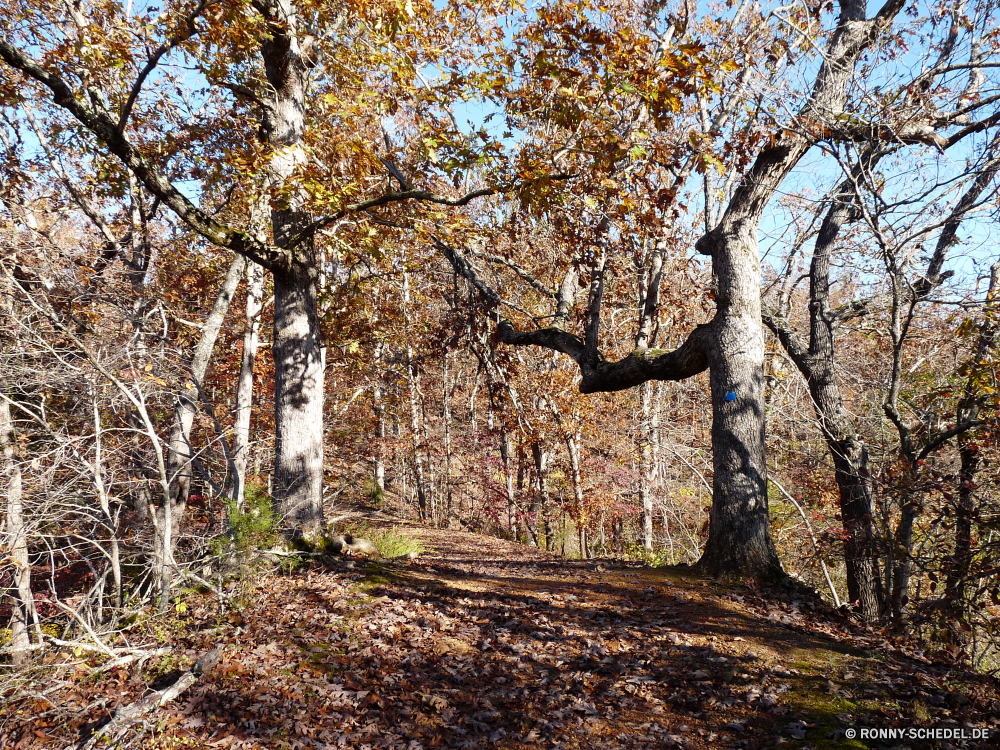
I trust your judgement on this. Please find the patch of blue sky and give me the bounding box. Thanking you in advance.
[758,139,999,301]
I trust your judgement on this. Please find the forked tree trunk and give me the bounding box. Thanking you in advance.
[230,260,265,510]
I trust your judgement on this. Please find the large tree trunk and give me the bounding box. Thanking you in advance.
[831,437,883,616]
[694,228,783,580]
[694,0,908,585]
[272,255,325,536]
[259,0,326,539]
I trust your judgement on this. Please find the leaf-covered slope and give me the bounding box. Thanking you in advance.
[5,525,1000,749]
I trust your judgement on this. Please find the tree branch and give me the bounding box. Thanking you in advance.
[117,0,210,133]
[438,237,710,393]
[499,320,712,393]
[0,37,283,272]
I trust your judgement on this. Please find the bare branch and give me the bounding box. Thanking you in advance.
[116,0,210,133]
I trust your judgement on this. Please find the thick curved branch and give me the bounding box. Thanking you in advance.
[762,306,811,374]
[435,239,502,308]
[500,321,711,394]
[439,236,710,393]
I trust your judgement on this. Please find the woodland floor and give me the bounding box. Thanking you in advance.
[4,518,1000,750]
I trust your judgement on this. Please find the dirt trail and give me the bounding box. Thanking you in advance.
[367,524,853,749]
[7,521,1000,750]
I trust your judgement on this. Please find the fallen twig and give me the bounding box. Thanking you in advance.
[90,647,172,675]
[67,644,223,750]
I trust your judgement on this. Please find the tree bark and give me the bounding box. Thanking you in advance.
[567,430,587,559]
[640,381,656,553]
[230,260,265,509]
[2,398,37,668]
[500,430,517,536]
[402,274,430,521]
[443,354,454,516]
[693,227,782,579]
[272,255,325,535]
[531,442,554,550]
[257,0,327,539]
[373,383,387,494]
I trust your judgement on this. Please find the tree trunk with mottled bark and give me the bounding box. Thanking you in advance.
[2,398,37,668]
[258,0,327,540]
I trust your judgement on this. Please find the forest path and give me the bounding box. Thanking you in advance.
[10,520,999,750]
[359,522,863,750]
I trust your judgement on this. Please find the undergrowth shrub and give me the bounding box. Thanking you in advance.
[342,521,427,559]
[363,476,386,507]
[219,480,279,554]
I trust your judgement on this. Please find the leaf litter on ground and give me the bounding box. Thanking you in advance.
[3,522,1000,749]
